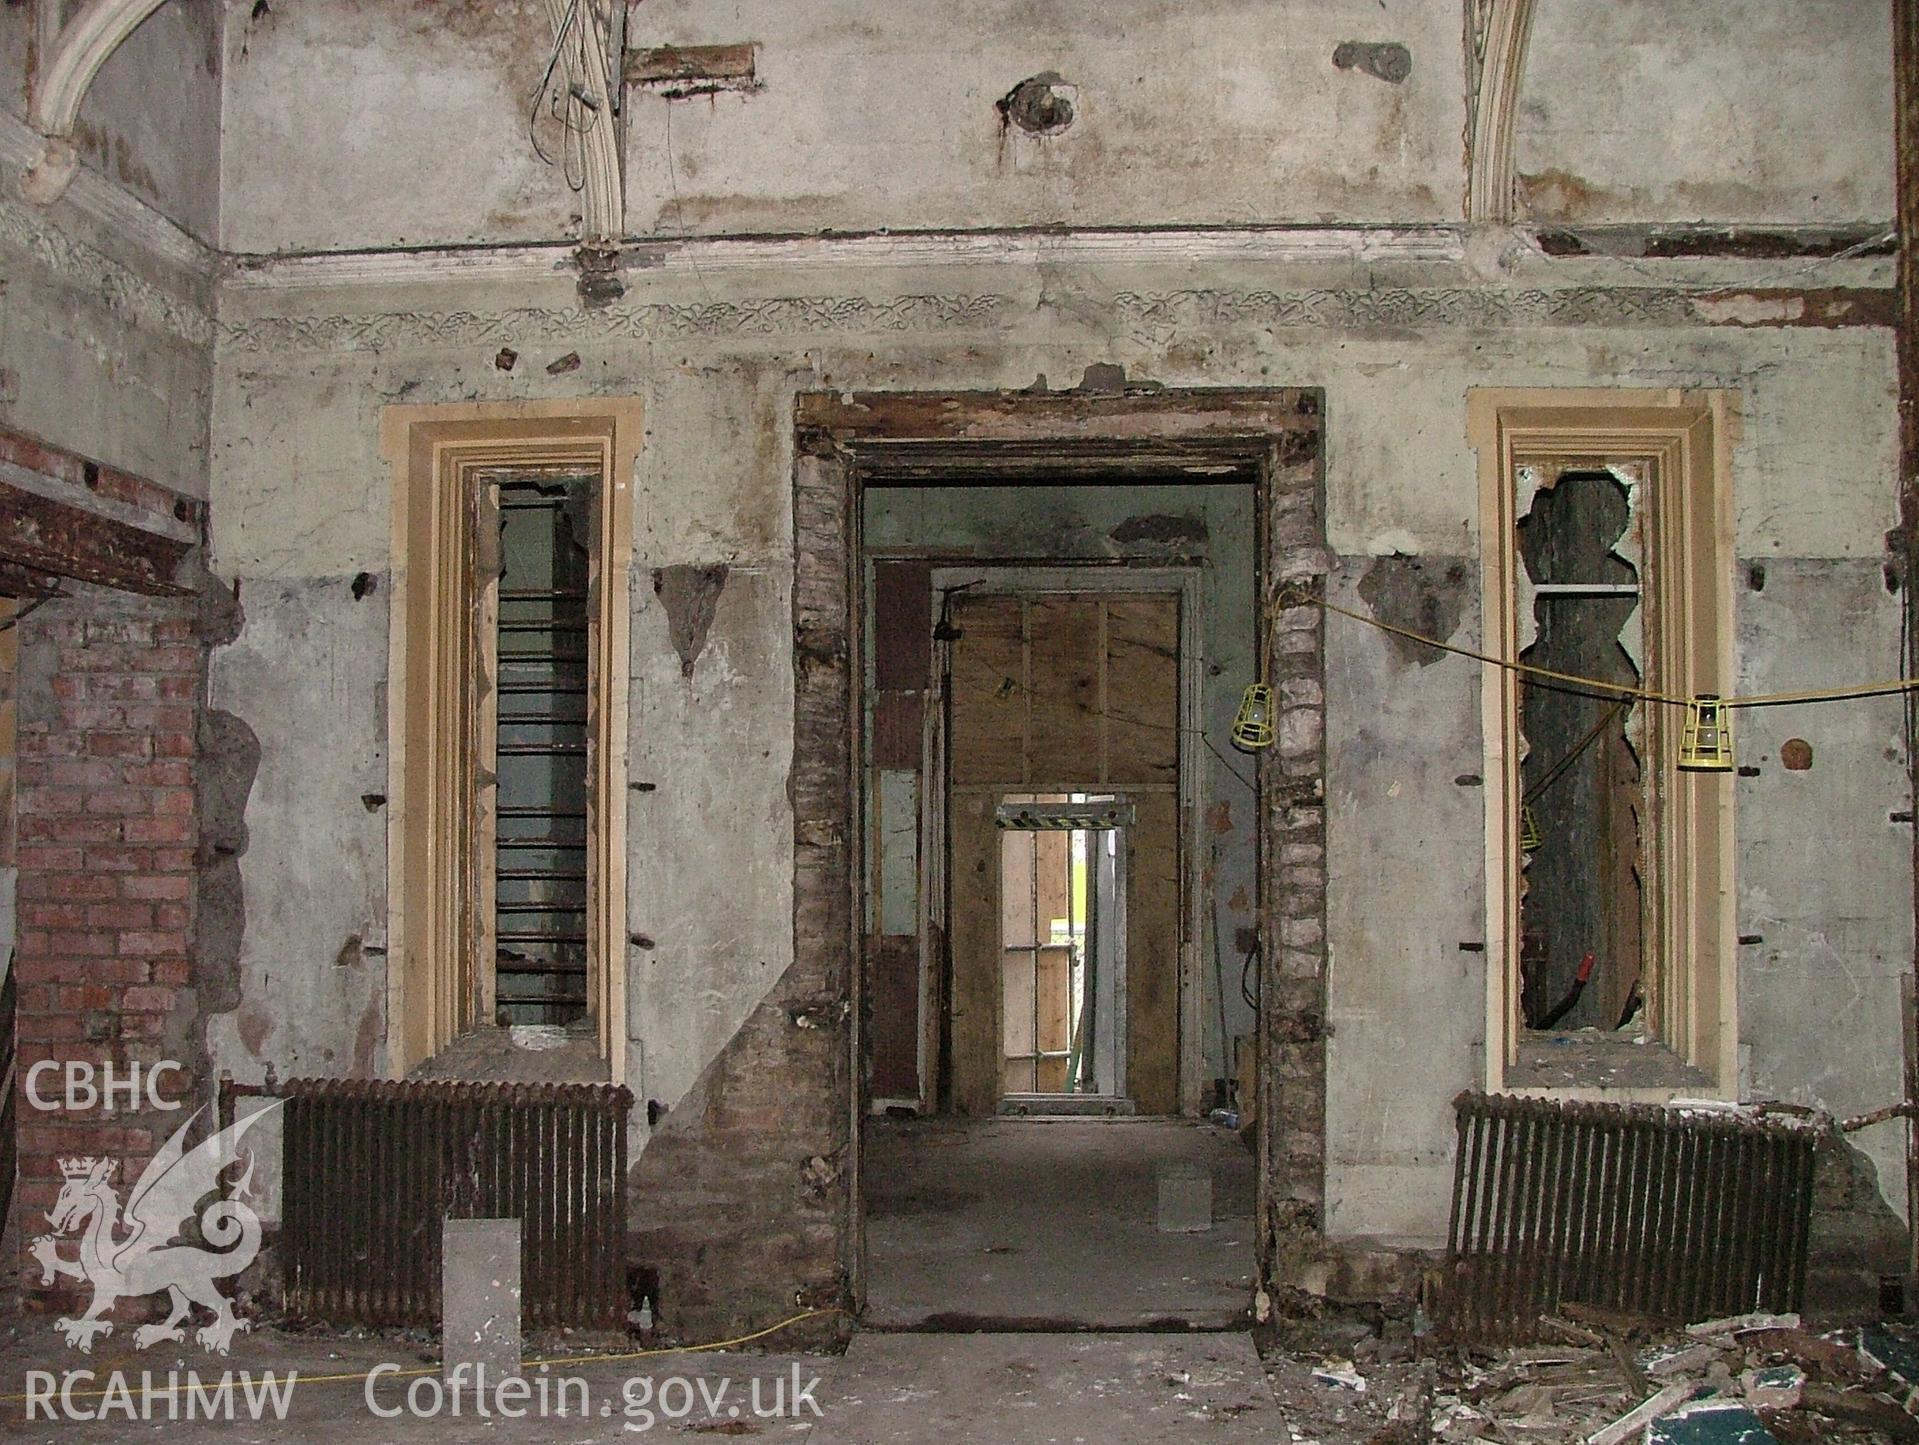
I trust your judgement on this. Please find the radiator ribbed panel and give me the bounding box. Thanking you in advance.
[278,1078,630,1330]
[1441,1091,1815,1343]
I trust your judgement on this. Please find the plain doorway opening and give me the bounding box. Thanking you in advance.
[997,797,1127,1105]
[860,491,1252,1325]
[791,386,1329,1326]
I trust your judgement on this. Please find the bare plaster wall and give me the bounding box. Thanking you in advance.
[213,0,1897,255]
[1,1,223,243]
[621,0,1463,237]
[218,0,580,255]
[1738,562,1912,1201]
[202,577,388,1084]
[205,246,1912,1241]
[218,0,1463,252]
[1516,0,1895,227]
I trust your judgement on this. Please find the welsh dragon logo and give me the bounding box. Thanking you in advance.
[30,1102,280,1355]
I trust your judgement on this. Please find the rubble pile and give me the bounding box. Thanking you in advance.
[1264,1311,1919,1444]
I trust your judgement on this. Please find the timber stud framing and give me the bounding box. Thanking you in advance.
[791,386,1331,1311]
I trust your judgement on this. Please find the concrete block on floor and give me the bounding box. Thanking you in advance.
[1156,1160,1212,1233]
[442,1217,522,1382]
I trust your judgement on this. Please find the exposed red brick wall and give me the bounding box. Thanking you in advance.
[9,592,204,1300]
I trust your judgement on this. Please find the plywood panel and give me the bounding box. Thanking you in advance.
[949,789,1003,1115]
[1002,950,1037,1056]
[1027,595,1103,783]
[1000,827,1036,946]
[1036,945,1073,1055]
[1105,595,1180,784]
[870,934,920,1099]
[950,596,1025,784]
[872,689,924,770]
[873,559,932,690]
[1035,828,1071,939]
[1127,789,1181,1114]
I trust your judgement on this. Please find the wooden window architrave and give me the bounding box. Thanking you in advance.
[1470,388,1739,1098]
[380,399,640,1080]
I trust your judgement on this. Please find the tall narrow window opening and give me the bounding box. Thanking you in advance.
[492,475,594,1026]
[1517,470,1646,1036]
[381,399,639,1080]
[1471,390,1737,1094]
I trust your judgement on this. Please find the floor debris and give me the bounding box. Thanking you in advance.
[1261,1313,1919,1444]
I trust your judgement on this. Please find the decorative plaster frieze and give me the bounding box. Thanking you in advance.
[0,195,214,347]
[218,293,1012,353]
[1115,286,1699,330]
[215,283,1797,357]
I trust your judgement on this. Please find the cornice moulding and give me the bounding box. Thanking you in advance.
[221,226,1472,293]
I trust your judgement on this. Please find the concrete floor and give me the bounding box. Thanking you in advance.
[861,1115,1256,1329]
[0,1118,1269,1440]
[823,1331,1284,1442]
[0,1324,1295,1442]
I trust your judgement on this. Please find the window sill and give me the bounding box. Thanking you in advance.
[1503,1032,1714,1097]
[409,1024,610,1085]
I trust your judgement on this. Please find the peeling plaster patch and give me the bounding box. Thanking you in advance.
[1331,41,1411,84]
[237,1010,272,1056]
[197,706,260,1018]
[1363,529,1422,557]
[654,563,730,678]
[197,576,256,1025]
[1111,513,1207,547]
[1356,555,1469,666]
[1694,293,1806,327]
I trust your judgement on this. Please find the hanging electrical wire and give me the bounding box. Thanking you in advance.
[1522,698,1630,807]
[527,0,582,172]
[1281,584,1919,714]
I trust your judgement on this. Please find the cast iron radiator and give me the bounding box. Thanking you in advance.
[274,1078,631,1330]
[1440,1091,1816,1342]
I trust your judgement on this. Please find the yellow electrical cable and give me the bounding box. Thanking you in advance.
[1723,679,1919,710]
[1281,586,1919,712]
[1297,589,1682,704]
[0,1307,847,1405]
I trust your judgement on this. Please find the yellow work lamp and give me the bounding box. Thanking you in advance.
[1232,683,1275,751]
[1679,694,1734,772]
